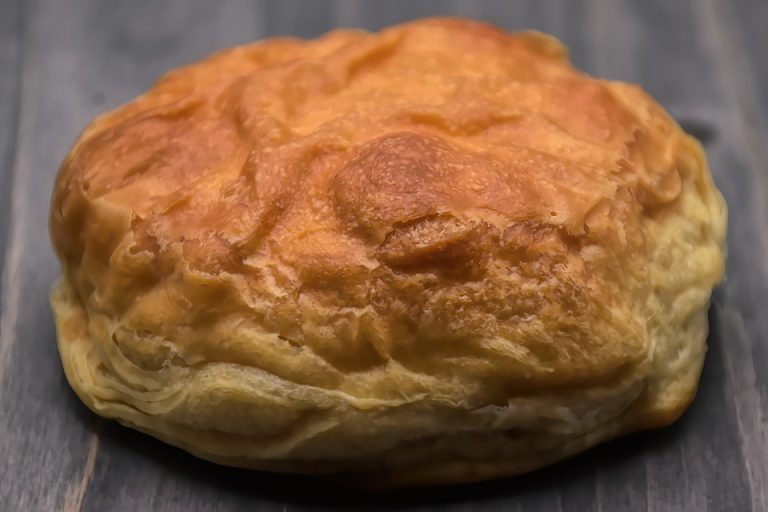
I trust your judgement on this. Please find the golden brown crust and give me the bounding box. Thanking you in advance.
[49,17,726,485]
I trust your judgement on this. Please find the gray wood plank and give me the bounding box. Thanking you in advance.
[726,0,768,132]
[0,0,103,509]
[261,0,336,38]
[0,0,23,307]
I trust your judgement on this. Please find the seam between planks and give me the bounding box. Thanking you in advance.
[62,421,102,512]
[65,435,100,512]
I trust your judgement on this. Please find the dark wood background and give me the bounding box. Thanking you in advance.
[1,1,766,510]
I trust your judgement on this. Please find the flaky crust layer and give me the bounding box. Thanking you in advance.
[50,18,726,485]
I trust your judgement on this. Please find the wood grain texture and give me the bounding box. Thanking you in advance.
[0,0,766,511]
[0,0,22,307]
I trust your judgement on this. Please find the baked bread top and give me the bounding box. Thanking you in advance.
[50,18,726,484]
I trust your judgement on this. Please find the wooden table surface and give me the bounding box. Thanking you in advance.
[1,1,766,510]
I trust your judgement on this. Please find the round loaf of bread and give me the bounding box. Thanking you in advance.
[50,18,726,485]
